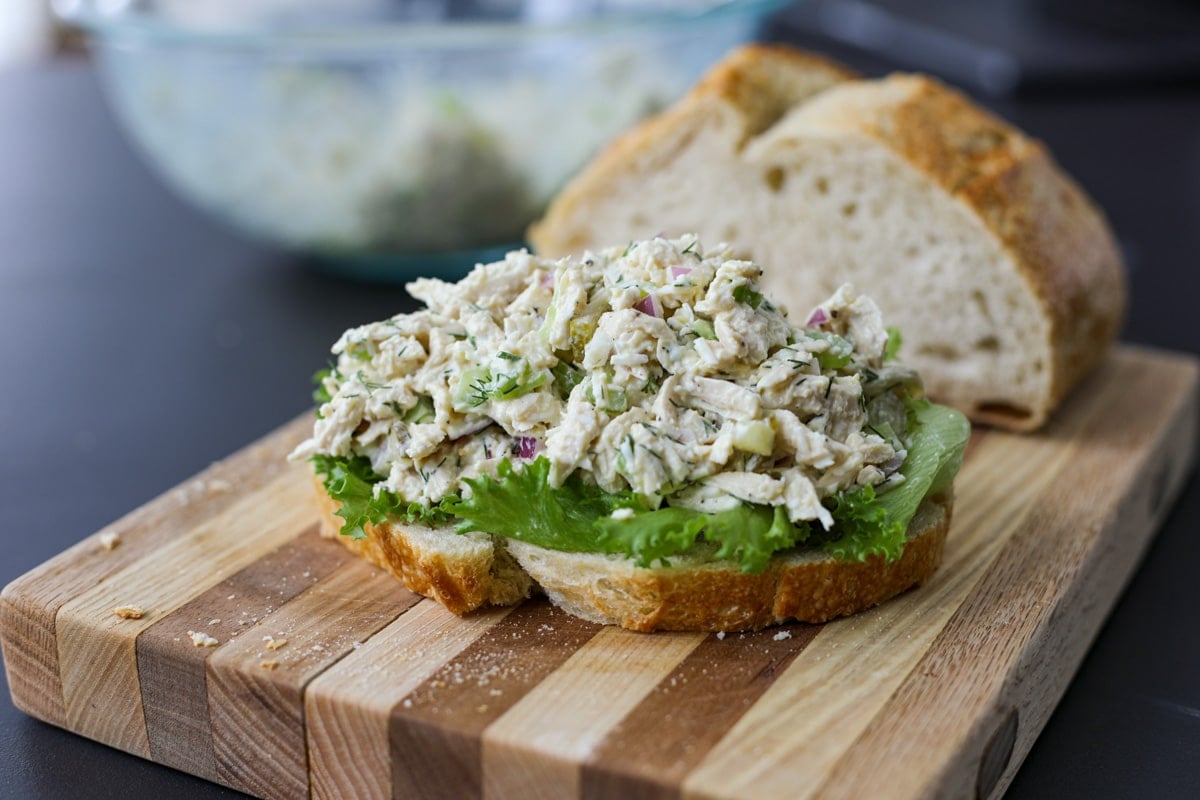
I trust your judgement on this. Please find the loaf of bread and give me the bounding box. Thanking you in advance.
[530,45,1126,430]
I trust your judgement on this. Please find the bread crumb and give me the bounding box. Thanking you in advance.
[264,636,288,651]
[716,631,726,640]
[773,630,792,641]
[209,618,221,625]
[99,531,121,551]
[112,605,143,620]
[260,659,279,670]
[476,704,489,713]
[188,631,219,647]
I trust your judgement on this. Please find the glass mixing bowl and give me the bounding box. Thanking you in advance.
[55,0,789,279]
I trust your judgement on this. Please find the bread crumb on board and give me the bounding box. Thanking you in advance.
[188,630,220,648]
[99,531,121,551]
[260,659,280,671]
[773,630,792,641]
[263,635,288,651]
[112,605,143,620]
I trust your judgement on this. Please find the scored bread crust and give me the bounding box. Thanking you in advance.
[529,45,1125,431]
[313,470,952,632]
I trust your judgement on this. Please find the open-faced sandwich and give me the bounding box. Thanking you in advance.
[292,236,969,632]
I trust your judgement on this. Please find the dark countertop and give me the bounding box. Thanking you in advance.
[0,54,1197,799]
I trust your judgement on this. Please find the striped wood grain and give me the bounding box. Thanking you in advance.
[206,556,420,799]
[389,600,602,799]
[0,346,1195,800]
[581,625,821,799]
[56,465,315,756]
[810,348,1199,800]
[482,625,706,799]
[137,527,349,780]
[306,600,515,800]
[678,342,1140,800]
[0,417,309,727]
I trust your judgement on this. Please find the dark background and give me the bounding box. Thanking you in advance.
[2,1,1199,797]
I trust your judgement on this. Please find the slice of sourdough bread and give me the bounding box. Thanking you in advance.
[313,478,533,614]
[506,493,951,632]
[313,479,951,632]
[529,45,1125,431]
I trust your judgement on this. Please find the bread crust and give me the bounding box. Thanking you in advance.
[508,493,951,632]
[311,472,951,632]
[529,45,1126,431]
[312,476,531,614]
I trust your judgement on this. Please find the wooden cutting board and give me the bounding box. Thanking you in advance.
[2,345,1196,800]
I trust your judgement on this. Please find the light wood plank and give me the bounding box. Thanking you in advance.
[482,627,705,799]
[0,416,309,727]
[54,464,314,756]
[305,600,513,800]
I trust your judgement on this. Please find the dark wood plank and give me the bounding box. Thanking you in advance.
[582,625,821,800]
[389,599,601,800]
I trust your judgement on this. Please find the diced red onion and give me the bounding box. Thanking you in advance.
[806,308,829,327]
[634,294,661,317]
[517,436,542,459]
[669,266,692,280]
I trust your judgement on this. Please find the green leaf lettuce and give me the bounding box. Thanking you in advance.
[312,398,969,573]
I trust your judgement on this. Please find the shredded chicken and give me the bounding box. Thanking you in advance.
[292,236,905,528]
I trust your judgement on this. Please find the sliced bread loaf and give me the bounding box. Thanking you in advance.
[529,46,1125,430]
